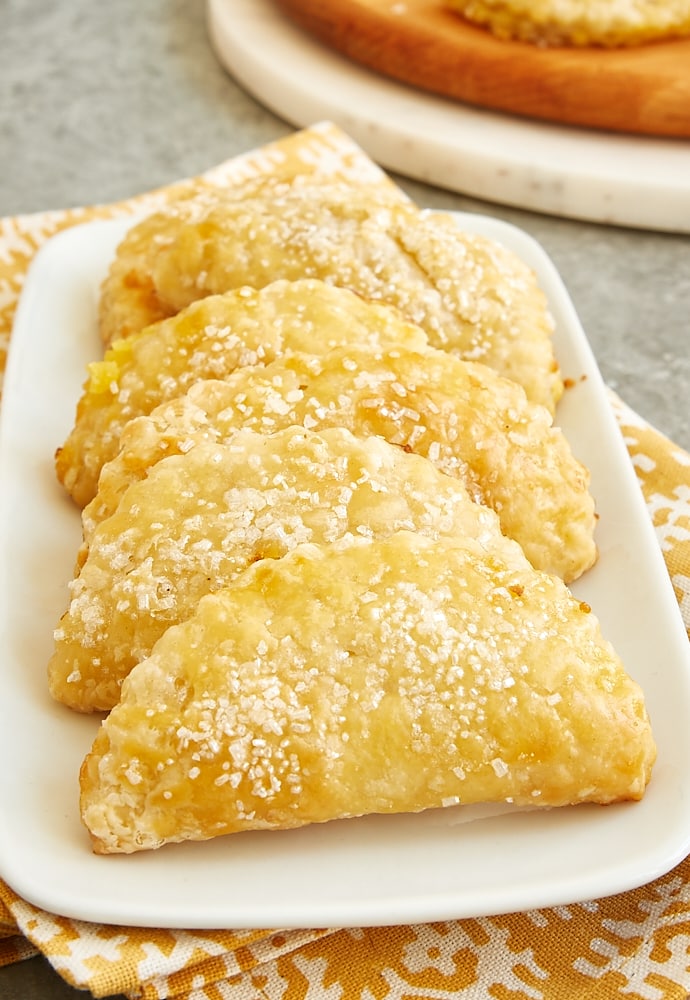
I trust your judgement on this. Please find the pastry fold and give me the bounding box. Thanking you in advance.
[49,426,494,712]
[55,279,428,507]
[80,531,656,855]
[98,186,561,411]
[85,346,597,582]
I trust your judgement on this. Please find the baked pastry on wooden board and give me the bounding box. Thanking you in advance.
[81,344,597,583]
[274,0,690,137]
[49,425,500,712]
[446,0,690,47]
[79,531,656,854]
[96,185,561,412]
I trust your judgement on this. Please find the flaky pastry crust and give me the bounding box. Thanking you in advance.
[98,186,561,411]
[86,346,597,582]
[50,426,499,712]
[55,279,428,507]
[98,179,405,346]
[79,531,656,854]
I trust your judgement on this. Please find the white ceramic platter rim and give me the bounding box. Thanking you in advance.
[206,0,690,233]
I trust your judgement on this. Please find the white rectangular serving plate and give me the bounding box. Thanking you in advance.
[1,212,689,930]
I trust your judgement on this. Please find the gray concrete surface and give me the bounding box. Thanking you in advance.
[0,1,688,997]
[2,1,688,451]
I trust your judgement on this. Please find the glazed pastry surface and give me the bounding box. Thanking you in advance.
[98,186,561,411]
[97,180,407,346]
[85,345,597,582]
[55,279,428,506]
[80,531,656,855]
[50,426,498,712]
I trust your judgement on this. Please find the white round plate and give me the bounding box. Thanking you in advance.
[207,0,690,233]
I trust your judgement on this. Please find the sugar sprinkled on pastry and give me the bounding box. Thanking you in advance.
[98,186,561,411]
[86,346,597,582]
[50,426,501,713]
[97,181,407,346]
[446,0,690,47]
[55,279,429,507]
[79,530,656,855]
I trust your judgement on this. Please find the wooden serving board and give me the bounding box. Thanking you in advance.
[209,0,690,230]
[275,0,690,138]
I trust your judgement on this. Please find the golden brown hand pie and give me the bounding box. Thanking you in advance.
[55,279,429,507]
[79,530,656,855]
[98,180,407,345]
[98,185,561,411]
[446,0,690,46]
[86,346,596,582]
[50,426,495,713]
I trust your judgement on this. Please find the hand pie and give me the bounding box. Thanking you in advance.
[86,346,597,582]
[79,530,656,854]
[98,181,407,345]
[49,425,496,713]
[98,185,562,411]
[55,278,428,507]
[446,0,690,46]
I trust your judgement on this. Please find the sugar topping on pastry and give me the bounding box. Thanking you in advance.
[84,345,597,582]
[79,531,656,854]
[50,426,501,713]
[45,160,656,859]
[55,278,429,507]
[97,180,407,346]
[98,185,561,411]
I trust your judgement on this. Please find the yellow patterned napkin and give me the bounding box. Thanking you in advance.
[1,123,689,1000]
